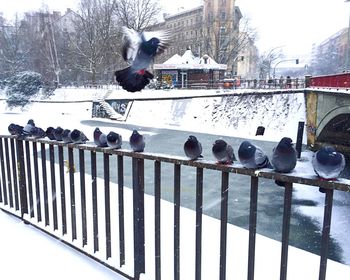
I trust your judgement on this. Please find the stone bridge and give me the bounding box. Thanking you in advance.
[305,88,350,154]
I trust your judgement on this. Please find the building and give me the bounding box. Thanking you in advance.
[149,0,256,77]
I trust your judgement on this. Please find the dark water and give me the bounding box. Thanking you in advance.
[54,119,349,264]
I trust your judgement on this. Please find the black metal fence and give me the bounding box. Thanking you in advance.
[0,135,349,280]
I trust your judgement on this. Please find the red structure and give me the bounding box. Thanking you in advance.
[309,73,350,88]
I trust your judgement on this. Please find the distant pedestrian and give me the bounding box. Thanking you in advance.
[279,76,284,88]
[286,76,292,88]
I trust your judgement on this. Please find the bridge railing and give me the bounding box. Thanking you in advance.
[0,135,349,280]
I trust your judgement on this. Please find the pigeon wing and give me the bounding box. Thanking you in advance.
[121,27,142,63]
[142,29,172,56]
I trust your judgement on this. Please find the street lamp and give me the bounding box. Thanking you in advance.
[273,59,299,79]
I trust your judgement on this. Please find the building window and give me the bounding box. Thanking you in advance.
[221,12,226,20]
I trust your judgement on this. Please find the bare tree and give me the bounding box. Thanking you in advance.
[68,0,119,84]
[115,0,161,32]
[257,47,284,80]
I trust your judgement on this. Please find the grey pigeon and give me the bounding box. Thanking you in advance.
[115,27,171,92]
[271,137,297,173]
[23,119,35,136]
[107,131,122,149]
[30,126,46,139]
[312,146,345,180]
[45,127,56,140]
[62,129,72,143]
[238,140,271,169]
[53,127,64,141]
[129,130,145,152]
[184,135,203,160]
[8,123,24,136]
[69,129,89,144]
[93,127,108,147]
[212,139,236,164]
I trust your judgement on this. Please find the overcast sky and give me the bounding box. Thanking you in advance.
[0,0,349,60]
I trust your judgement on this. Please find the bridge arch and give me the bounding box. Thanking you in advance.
[316,105,350,146]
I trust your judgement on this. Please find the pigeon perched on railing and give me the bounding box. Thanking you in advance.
[129,130,145,152]
[107,131,122,149]
[23,119,35,137]
[184,135,203,160]
[45,127,56,140]
[30,126,46,139]
[62,129,73,143]
[271,137,297,173]
[53,127,64,141]
[212,139,236,164]
[93,127,108,147]
[312,146,345,180]
[115,26,171,92]
[238,140,271,169]
[8,123,24,136]
[69,129,89,144]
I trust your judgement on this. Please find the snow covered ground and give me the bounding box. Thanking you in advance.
[0,87,349,279]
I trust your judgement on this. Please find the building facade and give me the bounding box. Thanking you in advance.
[149,0,249,77]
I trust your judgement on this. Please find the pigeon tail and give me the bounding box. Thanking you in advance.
[115,67,153,92]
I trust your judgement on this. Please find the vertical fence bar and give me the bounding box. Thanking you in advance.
[41,143,49,226]
[10,138,19,210]
[25,141,34,217]
[195,167,203,280]
[295,121,304,159]
[91,151,99,253]
[58,145,67,235]
[280,182,293,280]
[16,139,28,218]
[49,144,58,230]
[0,138,8,205]
[174,163,181,280]
[4,139,14,208]
[68,147,77,241]
[0,142,2,203]
[104,153,112,259]
[319,188,334,280]
[247,176,259,280]
[32,142,41,222]
[154,160,161,280]
[79,149,87,246]
[118,155,125,266]
[132,157,145,279]
[219,171,229,280]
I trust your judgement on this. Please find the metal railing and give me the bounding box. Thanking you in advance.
[0,135,349,280]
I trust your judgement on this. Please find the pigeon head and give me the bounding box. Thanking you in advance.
[142,37,160,55]
[316,146,343,166]
[130,130,142,141]
[70,129,81,141]
[238,141,256,160]
[212,139,227,153]
[277,137,293,149]
[8,123,17,135]
[187,135,199,145]
[107,131,119,141]
[27,119,35,126]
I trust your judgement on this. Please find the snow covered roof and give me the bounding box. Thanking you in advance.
[154,50,227,70]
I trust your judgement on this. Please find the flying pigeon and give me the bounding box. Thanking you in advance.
[23,119,35,137]
[115,26,171,92]
[107,131,122,149]
[312,146,345,180]
[45,127,56,140]
[184,135,203,160]
[238,140,271,169]
[53,127,64,141]
[30,126,46,139]
[69,129,89,144]
[212,139,236,164]
[129,130,145,152]
[93,127,108,147]
[62,129,72,143]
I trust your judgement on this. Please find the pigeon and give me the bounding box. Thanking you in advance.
[107,131,122,149]
[45,127,56,140]
[30,126,46,139]
[93,127,108,147]
[271,137,297,173]
[212,139,236,164]
[312,146,345,180]
[53,127,64,141]
[23,119,35,137]
[115,26,171,92]
[271,137,297,186]
[8,123,24,136]
[238,140,271,169]
[69,129,89,144]
[184,135,203,160]
[129,130,145,152]
[62,129,72,143]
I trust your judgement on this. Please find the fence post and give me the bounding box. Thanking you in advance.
[295,121,305,158]
[132,157,145,279]
[16,139,28,218]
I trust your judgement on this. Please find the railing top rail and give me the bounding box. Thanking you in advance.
[1,135,349,192]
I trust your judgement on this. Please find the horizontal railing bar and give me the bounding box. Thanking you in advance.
[1,136,348,192]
